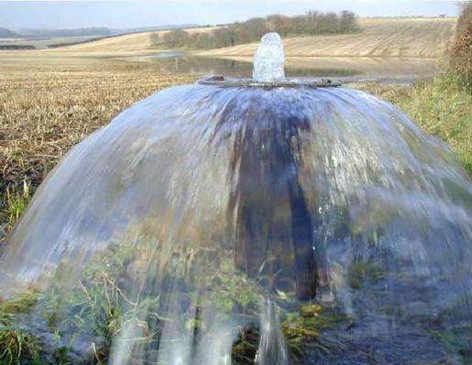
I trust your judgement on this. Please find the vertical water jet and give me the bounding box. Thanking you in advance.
[253,32,286,83]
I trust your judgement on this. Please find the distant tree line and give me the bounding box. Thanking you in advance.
[0,28,18,38]
[19,27,112,38]
[0,44,35,50]
[153,10,359,49]
[0,27,111,41]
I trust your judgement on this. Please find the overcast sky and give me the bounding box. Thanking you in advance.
[0,1,459,30]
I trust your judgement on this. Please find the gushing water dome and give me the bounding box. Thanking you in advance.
[2,33,472,364]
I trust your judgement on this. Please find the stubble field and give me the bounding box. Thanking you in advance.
[0,57,197,236]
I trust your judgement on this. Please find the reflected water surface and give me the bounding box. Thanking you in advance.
[142,52,439,84]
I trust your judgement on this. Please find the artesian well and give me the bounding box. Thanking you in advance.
[1,33,472,364]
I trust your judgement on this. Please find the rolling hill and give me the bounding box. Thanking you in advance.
[195,18,457,58]
[6,17,457,59]
[56,27,216,53]
[0,28,18,38]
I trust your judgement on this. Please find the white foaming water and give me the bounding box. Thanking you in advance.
[256,300,291,365]
[253,32,286,83]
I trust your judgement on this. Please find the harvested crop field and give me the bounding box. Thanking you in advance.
[196,17,457,58]
[53,26,217,53]
[0,56,198,235]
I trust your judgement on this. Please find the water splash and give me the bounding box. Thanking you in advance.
[255,300,290,365]
[253,32,285,82]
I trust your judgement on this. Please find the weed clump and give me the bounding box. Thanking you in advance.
[450,3,472,86]
[0,328,40,364]
[347,262,386,290]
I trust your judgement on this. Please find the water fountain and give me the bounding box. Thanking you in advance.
[1,33,472,364]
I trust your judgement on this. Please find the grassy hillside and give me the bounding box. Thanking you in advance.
[196,18,457,58]
[57,31,157,52]
[56,27,216,53]
[357,77,472,176]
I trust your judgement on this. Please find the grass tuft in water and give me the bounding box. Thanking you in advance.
[0,328,40,365]
[347,262,386,290]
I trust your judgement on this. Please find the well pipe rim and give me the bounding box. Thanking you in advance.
[197,75,341,88]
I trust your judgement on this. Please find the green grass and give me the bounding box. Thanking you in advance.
[0,292,41,364]
[0,183,31,233]
[0,328,40,365]
[431,326,472,362]
[347,262,386,290]
[360,74,472,178]
[0,292,40,325]
[0,35,102,50]
[397,75,472,177]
